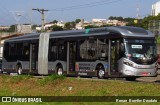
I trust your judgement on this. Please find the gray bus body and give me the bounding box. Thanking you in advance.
[2,26,158,80]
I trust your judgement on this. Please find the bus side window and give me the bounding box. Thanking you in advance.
[101,50,106,57]
[9,43,16,60]
[16,43,23,60]
[23,43,30,61]
[80,39,108,60]
[79,40,87,60]
[119,43,125,58]
[48,39,57,61]
[97,39,108,60]
[88,48,96,57]
[3,43,9,60]
[58,44,66,61]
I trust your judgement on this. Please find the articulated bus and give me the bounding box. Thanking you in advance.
[2,26,158,81]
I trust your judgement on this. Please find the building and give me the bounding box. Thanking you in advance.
[76,20,91,30]
[106,20,126,26]
[106,20,118,26]
[92,19,107,26]
[36,21,65,31]
[151,1,160,16]
[56,21,65,28]
[17,24,32,33]
[44,23,55,30]
[149,1,160,36]
[92,19,126,26]
[0,26,10,30]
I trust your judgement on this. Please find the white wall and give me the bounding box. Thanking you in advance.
[152,1,160,16]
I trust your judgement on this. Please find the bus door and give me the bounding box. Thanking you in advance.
[67,42,77,75]
[30,43,38,73]
[109,39,120,75]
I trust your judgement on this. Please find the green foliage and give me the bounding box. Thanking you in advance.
[109,16,124,21]
[32,25,37,30]
[107,15,160,29]
[50,25,63,31]
[10,75,31,83]
[101,24,113,27]
[38,74,65,85]
[1,75,160,105]
[156,36,160,44]
[141,14,160,29]
[8,25,16,32]
[75,19,81,23]
[52,20,58,24]
[85,25,99,29]
[64,22,76,30]
[1,75,32,84]
[108,16,145,28]
[126,19,144,28]
[0,25,16,32]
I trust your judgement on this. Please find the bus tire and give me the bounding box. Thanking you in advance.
[97,65,105,79]
[17,65,22,75]
[126,77,136,81]
[57,65,63,75]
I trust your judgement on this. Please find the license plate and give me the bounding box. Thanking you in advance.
[141,72,150,76]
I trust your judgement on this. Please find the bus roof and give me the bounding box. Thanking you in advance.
[5,26,155,42]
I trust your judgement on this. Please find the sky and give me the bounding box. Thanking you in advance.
[0,0,159,25]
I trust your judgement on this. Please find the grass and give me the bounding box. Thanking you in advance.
[0,75,160,105]
[38,74,65,85]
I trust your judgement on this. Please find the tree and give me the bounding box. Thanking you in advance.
[50,25,63,31]
[124,17,135,23]
[32,25,37,30]
[9,25,16,32]
[85,25,99,29]
[117,16,124,21]
[109,16,114,20]
[64,22,76,30]
[52,20,58,24]
[75,19,81,23]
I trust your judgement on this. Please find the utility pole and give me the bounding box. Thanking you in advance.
[32,8,48,31]
[81,19,84,29]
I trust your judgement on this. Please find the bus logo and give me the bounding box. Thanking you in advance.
[2,97,11,102]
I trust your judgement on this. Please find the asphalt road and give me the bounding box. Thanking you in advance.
[137,75,160,83]
[132,69,160,83]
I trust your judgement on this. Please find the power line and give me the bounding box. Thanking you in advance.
[51,0,108,11]
[19,14,33,24]
[50,0,124,11]
[0,1,16,25]
[11,11,24,24]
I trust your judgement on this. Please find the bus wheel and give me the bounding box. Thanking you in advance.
[57,66,63,75]
[17,66,22,75]
[126,77,136,81]
[98,69,105,79]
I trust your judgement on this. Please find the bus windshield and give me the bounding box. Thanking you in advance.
[125,39,157,64]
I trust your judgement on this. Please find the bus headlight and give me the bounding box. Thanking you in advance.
[124,70,135,75]
[123,61,133,67]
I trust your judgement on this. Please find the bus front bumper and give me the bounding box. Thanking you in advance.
[122,68,158,77]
